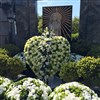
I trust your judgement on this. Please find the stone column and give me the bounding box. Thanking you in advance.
[79,0,100,43]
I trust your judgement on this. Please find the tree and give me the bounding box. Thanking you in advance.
[38,16,43,34]
[72,17,79,34]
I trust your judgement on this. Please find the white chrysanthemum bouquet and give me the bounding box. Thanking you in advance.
[0,76,12,99]
[5,77,52,100]
[49,82,99,100]
[24,28,70,82]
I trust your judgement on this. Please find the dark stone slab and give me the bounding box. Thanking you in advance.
[48,75,63,89]
[91,86,100,97]
[80,0,100,44]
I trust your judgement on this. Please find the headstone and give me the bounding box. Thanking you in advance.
[0,0,11,46]
[14,0,38,49]
[43,6,72,42]
[0,0,38,49]
[80,0,100,44]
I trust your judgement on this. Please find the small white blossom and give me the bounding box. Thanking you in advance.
[49,82,99,100]
[6,77,52,100]
[24,34,70,82]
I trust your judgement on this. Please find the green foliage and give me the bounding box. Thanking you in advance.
[87,44,100,58]
[38,16,43,34]
[0,48,8,55]
[14,52,26,67]
[71,33,79,41]
[72,17,79,34]
[0,54,25,80]
[76,56,100,86]
[69,86,83,97]
[59,62,78,82]
[71,39,91,56]
[2,44,20,57]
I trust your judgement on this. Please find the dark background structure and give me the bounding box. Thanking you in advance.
[0,0,38,49]
[80,0,100,44]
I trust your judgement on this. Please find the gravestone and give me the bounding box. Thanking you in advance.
[80,0,100,44]
[0,0,38,49]
[14,0,38,49]
[43,6,72,42]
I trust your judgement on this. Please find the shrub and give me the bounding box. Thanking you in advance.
[49,82,99,100]
[71,33,79,41]
[59,62,78,82]
[2,44,20,56]
[0,76,12,99]
[76,56,100,86]
[87,44,100,58]
[72,17,79,34]
[5,77,52,100]
[0,54,25,80]
[38,16,43,34]
[14,52,26,68]
[0,48,8,55]
[24,31,70,82]
[71,39,91,56]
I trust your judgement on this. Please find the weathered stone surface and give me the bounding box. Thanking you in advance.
[0,0,38,49]
[80,0,100,44]
[14,0,38,49]
[48,75,62,89]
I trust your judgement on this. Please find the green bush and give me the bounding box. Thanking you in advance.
[59,61,78,82]
[2,44,20,57]
[72,17,79,34]
[71,39,91,56]
[87,44,100,58]
[71,33,79,41]
[0,54,25,80]
[38,16,43,34]
[76,56,100,86]
[14,52,26,68]
[0,48,8,55]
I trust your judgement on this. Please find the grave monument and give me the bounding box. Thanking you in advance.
[0,0,38,49]
[43,6,72,42]
[80,0,100,44]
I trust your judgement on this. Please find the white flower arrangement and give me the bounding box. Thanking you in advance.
[0,76,12,99]
[6,77,52,100]
[14,52,26,67]
[24,31,70,82]
[49,82,99,100]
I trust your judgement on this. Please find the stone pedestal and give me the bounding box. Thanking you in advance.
[80,0,100,44]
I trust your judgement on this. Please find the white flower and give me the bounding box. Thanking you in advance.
[6,77,52,100]
[49,82,99,100]
[24,35,70,82]
[0,76,12,99]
